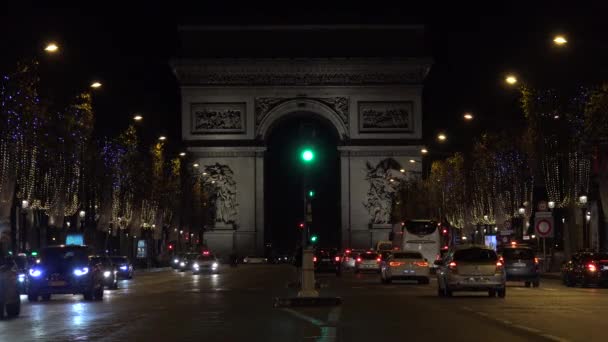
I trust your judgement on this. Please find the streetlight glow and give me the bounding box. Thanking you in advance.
[193,163,199,168]
[421,148,428,154]
[90,81,102,89]
[399,169,405,173]
[44,43,59,53]
[505,75,518,85]
[553,35,567,46]
[437,133,447,142]
[179,152,186,157]
[409,159,416,163]
[133,114,143,121]
[158,136,167,141]
[463,113,474,121]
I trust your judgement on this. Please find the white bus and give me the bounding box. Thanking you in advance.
[401,220,440,264]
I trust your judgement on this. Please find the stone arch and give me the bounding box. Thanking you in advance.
[257,98,348,141]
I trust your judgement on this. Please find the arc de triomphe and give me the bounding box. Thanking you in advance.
[172,28,430,255]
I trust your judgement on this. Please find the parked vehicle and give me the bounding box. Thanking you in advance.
[436,245,506,298]
[500,245,540,287]
[26,245,105,301]
[381,251,430,284]
[562,250,608,287]
[0,251,20,319]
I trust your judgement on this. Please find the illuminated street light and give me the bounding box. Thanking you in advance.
[399,169,405,173]
[505,75,518,85]
[79,210,86,218]
[437,133,447,142]
[90,81,102,89]
[409,159,416,163]
[193,163,199,168]
[518,207,526,215]
[463,113,474,121]
[133,114,143,121]
[158,136,167,141]
[553,35,567,46]
[179,152,186,157]
[44,42,59,53]
[548,201,556,209]
[421,148,428,154]
[579,195,588,205]
[21,200,29,209]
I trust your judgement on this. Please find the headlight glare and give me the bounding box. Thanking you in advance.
[103,271,111,278]
[120,265,128,271]
[73,267,89,276]
[29,269,42,277]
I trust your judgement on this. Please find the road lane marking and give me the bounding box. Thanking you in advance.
[282,308,339,342]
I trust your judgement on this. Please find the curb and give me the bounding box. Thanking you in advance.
[274,297,342,308]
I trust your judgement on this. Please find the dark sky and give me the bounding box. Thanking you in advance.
[2,3,608,153]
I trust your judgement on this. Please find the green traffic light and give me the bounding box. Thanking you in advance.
[310,235,318,243]
[31,251,38,256]
[308,190,315,197]
[301,149,314,162]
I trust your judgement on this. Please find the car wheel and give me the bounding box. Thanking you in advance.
[532,280,540,288]
[488,289,496,297]
[525,281,531,288]
[27,294,38,302]
[41,294,51,301]
[497,288,506,298]
[6,300,20,318]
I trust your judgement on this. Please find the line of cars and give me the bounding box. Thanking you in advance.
[1,244,135,319]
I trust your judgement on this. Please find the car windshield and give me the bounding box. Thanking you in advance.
[453,248,497,262]
[360,253,379,260]
[502,248,535,260]
[405,221,437,236]
[393,252,423,259]
[41,247,89,265]
[111,257,128,264]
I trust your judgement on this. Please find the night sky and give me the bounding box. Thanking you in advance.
[2,3,607,248]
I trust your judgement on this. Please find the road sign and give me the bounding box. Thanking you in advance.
[535,217,554,238]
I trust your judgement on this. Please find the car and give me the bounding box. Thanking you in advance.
[381,251,430,284]
[14,253,30,294]
[178,253,200,271]
[111,256,134,279]
[171,253,186,269]
[26,245,105,301]
[0,251,21,319]
[243,256,268,264]
[436,245,506,298]
[192,252,220,274]
[500,245,540,287]
[313,249,341,276]
[355,251,382,274]
[90,255,118,290]
[562,250,608,287]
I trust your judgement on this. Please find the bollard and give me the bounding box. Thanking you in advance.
[298,247,319,297]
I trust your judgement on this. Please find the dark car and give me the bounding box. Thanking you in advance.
[91,255,118,289]
[171,253,186,269]
[562,250,608,287]
[313,249,341,276]
[0,251,21,318]
[14,253,30,294]
[501,246,540,287]
[27,245,105,301]
[178,253,199,272]
[111,256,133,279]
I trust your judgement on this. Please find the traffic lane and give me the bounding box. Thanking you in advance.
[0,265,314,342]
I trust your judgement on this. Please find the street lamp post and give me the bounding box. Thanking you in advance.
[79,210,86,232]
[579,195,589,249]
[20,200,29,252]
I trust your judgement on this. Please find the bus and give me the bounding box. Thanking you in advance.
[401,219,440,264]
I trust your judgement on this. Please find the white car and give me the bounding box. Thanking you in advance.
[243,256,267,264]
[381,251,430,284]
[355,251,381,273]
[192,252,220,274]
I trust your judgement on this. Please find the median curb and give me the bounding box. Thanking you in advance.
[274,297,342,308]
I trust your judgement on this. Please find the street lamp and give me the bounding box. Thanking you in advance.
[90,81,102,89]
[409,159,416,163]
[421,148,428,154]
[179,152,186,157]
[133,114,143,121]
[579,195,588,205]
[437,133,447,142]
[553,35,567,46]
[518,207,526,215]
[548,201,556,209]
[193,163,199,168]
[79,210,86,232]
[158,136,167,141]
[44,43,59,53]
[399,168,405,173]
[463,113,474,121]
[505,75,518,85]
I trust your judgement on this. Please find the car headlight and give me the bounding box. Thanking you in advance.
[18,274,26,282]
[103,271,111,278]
[212,262,218,269]
[29,269,42,277]
[174,259,179,263]
[193,263,199,268]
[73,267,89,276]
[120,265,128,271]
[180,262,185,266]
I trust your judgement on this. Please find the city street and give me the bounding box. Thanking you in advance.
[1,265,607,341]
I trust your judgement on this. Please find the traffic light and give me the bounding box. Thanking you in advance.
[298,222,305,229]
[308,190,315,198]
[300,148,315,163]
[31,251,38,257]
[310,234,318,244]
[168,244,174,250]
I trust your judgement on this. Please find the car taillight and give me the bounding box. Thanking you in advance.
[335,256,341,262]
[376,257,381,263]
[499,256,504,264]
[496,261,504,272]
[389,261,402,267]
[313,256,317,263]
[587,263,597,272]
[356,257,362,263]
[448,261,457,273]
[413,261,429,267]
[534,257,539,264]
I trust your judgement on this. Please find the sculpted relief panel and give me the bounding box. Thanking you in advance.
[358,101,413,133]
[254,97,349,130]
[202,163,238,226]
[363,158,406,224]
[191,103,246,134]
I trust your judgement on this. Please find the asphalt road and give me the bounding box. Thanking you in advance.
[1,265,607,341]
